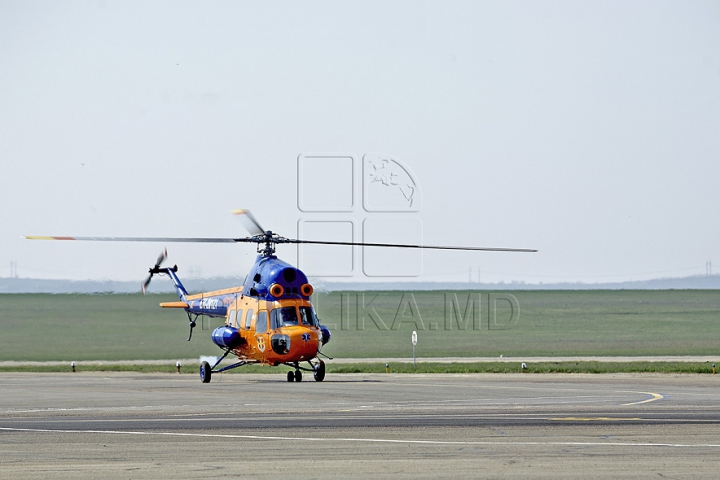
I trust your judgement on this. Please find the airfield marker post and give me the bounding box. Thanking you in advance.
[412,331,418,368]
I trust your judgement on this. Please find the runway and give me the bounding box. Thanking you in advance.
[2,372,720,478]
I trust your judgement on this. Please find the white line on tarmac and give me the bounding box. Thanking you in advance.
[2,427,719,448]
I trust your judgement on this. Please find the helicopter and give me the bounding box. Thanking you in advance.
[26,210,536,383]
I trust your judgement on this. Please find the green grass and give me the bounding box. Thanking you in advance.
[1,361,716,375]
[0,364,184,374]
[316,290,720,358]
[328,361,718,374]
[0,293,227,361]
[1,290,719,362]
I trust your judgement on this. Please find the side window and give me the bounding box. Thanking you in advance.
[236,309,243,328]
[245,309,254,330]
[228,310,236,327]
[256,311,268,333]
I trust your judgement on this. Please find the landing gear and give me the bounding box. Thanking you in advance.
[284,360,323,383]
[200,361,211,383]
[313,360,325,382]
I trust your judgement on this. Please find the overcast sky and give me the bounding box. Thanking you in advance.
[1,1,719,285]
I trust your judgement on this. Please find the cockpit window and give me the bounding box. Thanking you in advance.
[300,306,318,326]
[271,307,299,328]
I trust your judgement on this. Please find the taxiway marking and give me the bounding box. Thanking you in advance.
[623,392,664,406]
[2,426,719,449]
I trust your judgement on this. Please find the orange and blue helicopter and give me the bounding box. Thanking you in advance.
[26,210,536,383]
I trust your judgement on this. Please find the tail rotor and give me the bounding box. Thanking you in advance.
[142,248,167,294]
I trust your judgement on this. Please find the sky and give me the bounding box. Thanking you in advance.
[1,0,719,286]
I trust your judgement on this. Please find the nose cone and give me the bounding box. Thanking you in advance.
[283,326,320,360]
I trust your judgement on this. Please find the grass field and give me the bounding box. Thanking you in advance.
[316,290,720,358]
[1,290,719,362]
[0,361,716,375]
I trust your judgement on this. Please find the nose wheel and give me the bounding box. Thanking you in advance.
[287,370,303,382]
[313,360,325,382]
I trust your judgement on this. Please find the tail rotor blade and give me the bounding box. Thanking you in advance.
[141,275,152,295]
[155,247,168,268]
[142,248,167,294]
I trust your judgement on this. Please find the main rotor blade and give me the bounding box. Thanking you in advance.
[24,236,240,243]
[24,235,537,252]
[285,238,537,253]
[232,209,265,236]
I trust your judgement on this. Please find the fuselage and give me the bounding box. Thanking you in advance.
[225,296,322,365]
[162,254,328,366]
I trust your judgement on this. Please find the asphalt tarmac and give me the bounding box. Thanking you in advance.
[2,372,720,478]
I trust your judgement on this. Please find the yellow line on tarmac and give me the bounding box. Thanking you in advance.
[623,392,664,406]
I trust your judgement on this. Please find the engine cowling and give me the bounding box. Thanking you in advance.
[211,326,243,349]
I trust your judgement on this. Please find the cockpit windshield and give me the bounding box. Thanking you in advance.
[300,306,318,326]
[271,307,299,328]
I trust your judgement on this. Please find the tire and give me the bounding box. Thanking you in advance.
[287,370,295,382]
[200,361,211,383]
[313,361,325,382]
[294,370,303,382]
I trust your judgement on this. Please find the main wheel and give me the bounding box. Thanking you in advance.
[294,370,303,382]
[287,370,295,382]
[313,361,326,382]
[200,361,212,383]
